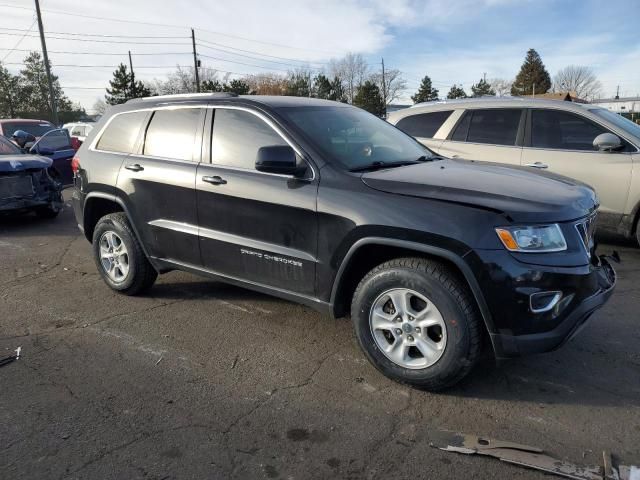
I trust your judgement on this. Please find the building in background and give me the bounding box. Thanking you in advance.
[591,96,640,114]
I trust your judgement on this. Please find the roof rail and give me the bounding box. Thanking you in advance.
[126,92,238,103]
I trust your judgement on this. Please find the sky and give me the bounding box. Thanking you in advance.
[1,0,639,113]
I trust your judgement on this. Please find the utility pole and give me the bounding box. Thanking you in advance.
[381,57,387,117]
[128,50,136,98]
[533,82,536,98]
[483,72,486,83]
[615,85,620,99]
[34,0,58,125]
[191,28,200,93]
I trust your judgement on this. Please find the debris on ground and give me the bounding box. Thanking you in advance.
[0,346,22,368]
[430,431,639,480]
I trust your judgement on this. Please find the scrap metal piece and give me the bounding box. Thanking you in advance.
[0,346,22,368]
[430,431,634,480]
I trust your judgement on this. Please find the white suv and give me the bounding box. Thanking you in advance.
[388,98,640,246]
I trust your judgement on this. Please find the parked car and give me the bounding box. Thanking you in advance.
[388,98,640,246]
[0,134,63,218]
[0,118,55,139]
[12,128,76,186]
[72,94,615,390]
[63,122,95,148]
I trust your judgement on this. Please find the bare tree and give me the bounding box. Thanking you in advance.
[370,68,407,104]
[553,65,602,100]
[92,98,107,115]
[149,66,225,95]
[329,53,369,103]
[243,72,288,95]
[489,78,512,97]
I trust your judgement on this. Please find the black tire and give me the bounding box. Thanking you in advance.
[351,257,482,391]
[92,212,157,295]
[35,205,60,219]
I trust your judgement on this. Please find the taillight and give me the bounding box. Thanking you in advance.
[70,136,82,150]
[71,155,80,174]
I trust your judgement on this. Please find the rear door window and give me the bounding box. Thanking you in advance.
[143,108,204,161]
[465,109,522,146]
[531,109,607,151]
[395,110,453,138]
[96,111,148,153]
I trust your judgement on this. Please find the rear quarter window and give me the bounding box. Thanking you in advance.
[395,110,453,138]
[96,111,148,153]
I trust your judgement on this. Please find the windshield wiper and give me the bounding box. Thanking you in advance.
[349,160,421,173]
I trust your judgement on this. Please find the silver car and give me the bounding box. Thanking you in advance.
[388,98,640,246]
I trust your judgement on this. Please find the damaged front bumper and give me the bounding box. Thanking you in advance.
[0,170,63,213]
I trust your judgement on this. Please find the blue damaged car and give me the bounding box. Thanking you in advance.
[0,135,63,218]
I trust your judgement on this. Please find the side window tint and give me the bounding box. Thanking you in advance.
[531,110,607,151]
[143,108,203,161]
[96,111,148,153]
[466,109,522,146]
[450,111,471,141]
[396,110,453,138]
[211,109,287,169]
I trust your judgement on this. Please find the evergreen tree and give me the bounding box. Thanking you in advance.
[105,63,151,105]
[411,75,439,103]
[329,76,347,102]
[446,84,468,99]
[353,81,385,116]
[18,52,82,122]
[224,79,251,95]
[201,79,224,92]
[510,49,551,96]
[314,74,332,99]
[471,77,496,97]
[0,63,21,118]
[286,71,310,97]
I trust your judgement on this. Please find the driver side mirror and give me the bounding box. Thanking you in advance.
[593,133,622,152]
[255,145,306,176]
[11,130,36,149]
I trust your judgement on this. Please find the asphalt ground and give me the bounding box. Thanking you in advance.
[1,194,639,479]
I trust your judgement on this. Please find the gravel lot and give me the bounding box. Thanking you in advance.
[1,195,639,479]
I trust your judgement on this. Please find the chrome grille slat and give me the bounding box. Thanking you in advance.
[575,213,597,256]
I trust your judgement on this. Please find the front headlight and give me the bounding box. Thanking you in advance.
[495,224,567,253]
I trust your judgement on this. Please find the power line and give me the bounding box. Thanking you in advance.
[1,17,36,62]
[197,42,323,70]
[4,62,194,69]
[0,31,191,45]
[0,26,188,39]
[196,36,329,66]
[197,53,301,72]
[0,48,193,56]
[0,2,338,55]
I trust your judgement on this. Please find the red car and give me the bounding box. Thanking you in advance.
[0,119,56,139]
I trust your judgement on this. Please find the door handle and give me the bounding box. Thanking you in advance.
[525,162,548,169]
[202,175,227,185]
[125,163,144,172]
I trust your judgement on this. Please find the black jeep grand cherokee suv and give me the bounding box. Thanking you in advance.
[72,94,615,390]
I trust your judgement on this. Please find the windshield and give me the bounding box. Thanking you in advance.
[590,109,640,139]
[277,106,434,170]
[0,135,22,155]
[3,122,55,138]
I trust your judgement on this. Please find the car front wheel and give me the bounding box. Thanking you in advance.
[351,257,482,391]
[92,212,157,295]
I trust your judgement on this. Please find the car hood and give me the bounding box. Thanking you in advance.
[0,154,53,172]
[360,159,598,223]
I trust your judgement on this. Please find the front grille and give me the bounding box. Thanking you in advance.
[0,175,34,199]
[575,212,597,255]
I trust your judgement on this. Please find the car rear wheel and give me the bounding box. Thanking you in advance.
[92,212,157,295]
[351,257,482,391]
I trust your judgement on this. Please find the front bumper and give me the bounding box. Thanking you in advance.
[467,250,617,358]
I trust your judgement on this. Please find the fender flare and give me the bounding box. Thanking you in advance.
[83,191,155,264]
[329,237,498,340]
